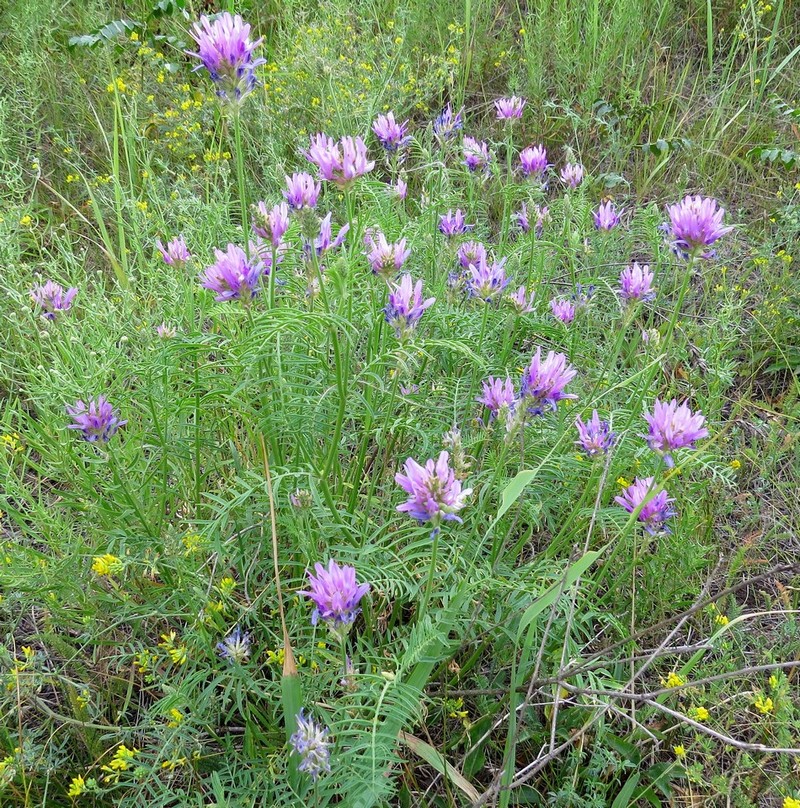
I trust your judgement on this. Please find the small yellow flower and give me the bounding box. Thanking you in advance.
[67,774,86,797]
[691,706,709,721]
[1,433,23,453]
[729,459,741,469]
[663,671,685,688]
[130,31,139,41]
[218,576,236,595]
[616,476,630,488]
[715,614,729,626]
[136,201,148,212]
[754,694,774,714]
[92,554,122,576]
[166,708,184,727]
[784,798,800,808]
[19,215,32,227]
[673,744,686,758]
[108,744,138,771]
[770,674,778,689]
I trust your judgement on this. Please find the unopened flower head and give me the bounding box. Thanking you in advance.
[157,236,191,267]
[304,133,374,187]
[572,282,595,308]
[364,231,411,277]
[467,255,509,303]
[372,111,410,151]
[390,177,408,200]
[216,626,251,663]
[289,488,313,509]
[575,410,615,456]
[457,240,487,268]
[508,285,536,313]
[395,451,472,526]
[30,281,77,320]
[615,477,676,535]
[520,145,549,177]
[284,172,321,209]
[252,201,289,246]
[298,559,370,629]
[560,163,584,188]
[433,104,464,141]
[495,96,526,120]
[290,710,331,781]
[66,396,126,443]
[594,200,621,230]
[643,398,709,466]
[188,12,265,105]
[200,244,264,302]
[519,347,578,416]
[156,323,177,339]
[512,202,530,234]
[439,209,471,237]
[463,136,491,173]
[619,262,656,302]
[550,298,576,324]
[477,376,516,421]
[666,195,733,257]
[384,274,435,339]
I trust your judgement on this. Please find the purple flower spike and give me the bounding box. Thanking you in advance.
[495,96,526,120]
[304,133,374,187]
[216,626,251,663]
[384,274,435,340]
[156,323,177,339]
[614,477,676,535]
[550,298,576,324]
[200,244,264,302]
[291,710,331,781]
[463,136,492,173]
[594,200,621,230]
[457,241,487,268]
[642,398,709,467]
[619,262,656,302]
[467,255,509,303]
[30,281,78,320]
[364,231,411,277]
[157,236,191,268]
[512,203,530,234]
[520,347,578,416]
[433,104,464,142]
[372,111,411,151]
[477,377,516,420]
[560,163,584,188]
[520,145,549,177]
[575,410,615,456]
[284,172,320,210]
[509,285,536,314]
[395,451,472,526]
[252,201,289,246]
[666,195,733,258]
[66,396,126,443]
[188,12,265,106]
[439,209,471,237]
[298,559,370,632]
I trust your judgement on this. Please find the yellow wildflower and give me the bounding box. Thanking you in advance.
[92,554,122,576]
[166,708,184,727]
[663,671,685,688]
[67,775,85,796]
[19,215,32,227]
[691,706,709,721]
[715,614,729,626]
[136,201,148,212]
[729,459,741,469]
[1,433,23,453]
[784,798,800,808]
[673,744,686,758]
[754,694,774,714]
[616,476,630,487]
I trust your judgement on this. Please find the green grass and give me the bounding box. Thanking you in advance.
[0,0,799,805]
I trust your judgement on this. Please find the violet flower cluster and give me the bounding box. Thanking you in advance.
[519,348,578,416]
[665,195,733,258]
[643,398,709,467]
[216,626,251,664]
[372,112,410,151]
[30,281,77,320]
[188,12,265,105]
[66,396,126,443]
[619,262,656,302]
[477,377,516,422]
[305,134,375,187]
[284,172,320,210]
[495,96,526,120]
[157,236,191,268]
[290,710,332,781]
[433,104,463,141]
[364,231,411,277]
[593,200,621,230]
[439,209,471,237]
[560,163,584,188]
[384,274,435,339]
[298,559,370,633]
[615,477,677,535]
[463,137,491,173]
[575,411,615,456]
[520,145,549,178]
[467,255,509,303]
[200,244,264,302]
[395,451,472,527]
[508,285,536,314]
[252,201,289,247]
[550,298,576,324]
